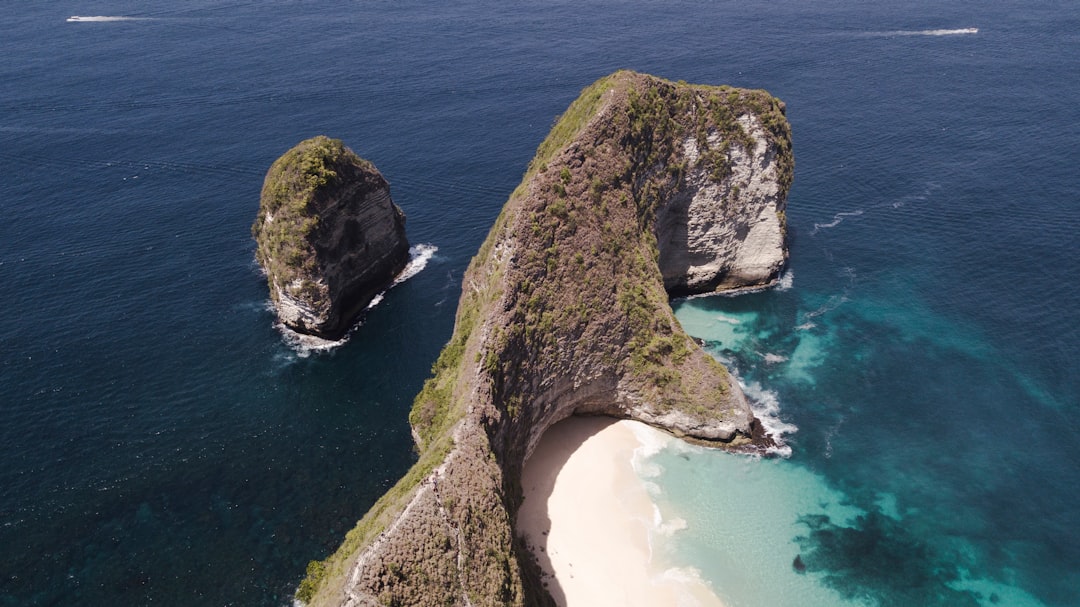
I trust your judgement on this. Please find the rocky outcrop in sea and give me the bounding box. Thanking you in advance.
[253,136,409,340]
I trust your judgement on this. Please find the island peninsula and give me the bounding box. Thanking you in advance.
[296,70,793,606]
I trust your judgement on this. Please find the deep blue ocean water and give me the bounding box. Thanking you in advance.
[2,1,1077,605]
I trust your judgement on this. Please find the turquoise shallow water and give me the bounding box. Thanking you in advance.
[2,0,1078,605]
[644,438,1049,607]
[661,259,1076,606]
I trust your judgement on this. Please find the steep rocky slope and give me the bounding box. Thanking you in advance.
[298,71,793,606]
[253,136,410,339]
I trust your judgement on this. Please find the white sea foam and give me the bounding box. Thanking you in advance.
[392,243,438,285]
[278,243,439,355]
[656,566,720,607]
[714,314,742,325]
[641,479,663,497]
[885,27,979,36]
[775,269,794,291]
[656,515,689,537]
[763,352,789,364]
[822,415,846,460]
[630,421,673,480]
[740,379,798,457]
[679,268,793,300]
[851,27,978,38]
[67,16,154,22]
[801,293,849,322]
[658,566,703,584]
[276,325,348,358]
[365,244,439,311]
[811,209,864,234]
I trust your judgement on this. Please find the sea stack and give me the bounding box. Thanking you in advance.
[295,71,793,606]
[253,136,409,339]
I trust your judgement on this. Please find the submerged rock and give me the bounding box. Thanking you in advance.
[253,136,409,339]
[296,71,793,606]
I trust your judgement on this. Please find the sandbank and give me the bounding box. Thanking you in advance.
[517,416,726,607]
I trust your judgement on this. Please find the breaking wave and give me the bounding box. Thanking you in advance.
[653,505,689,537]
[679,268,794,300]
[741,379,798,457]
[775,269,794,291]
[275,325,348,358]
[393,244,439,286]
[629,421,673,480]
[847,27,979,38]
[277,244,439,356]
[366,244,438,309]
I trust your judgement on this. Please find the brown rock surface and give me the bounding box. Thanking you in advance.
[297,71,793,607]
[253,136,409,339]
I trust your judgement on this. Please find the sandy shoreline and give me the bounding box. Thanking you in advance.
[517,416,726,607]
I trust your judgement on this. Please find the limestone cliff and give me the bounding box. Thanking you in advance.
[297,71,793,606]
[658,113,790,294]
[253,136,410,339]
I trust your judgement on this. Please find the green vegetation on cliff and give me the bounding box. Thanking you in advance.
[253,135,409,339]
[253,136,376,306]
[297,71,792,606]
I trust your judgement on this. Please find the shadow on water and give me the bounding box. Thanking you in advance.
[795,508,982,607]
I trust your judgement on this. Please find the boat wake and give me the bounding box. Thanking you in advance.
[67,16,155,22]
[868,27,979,37]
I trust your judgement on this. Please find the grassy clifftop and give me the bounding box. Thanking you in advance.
[254,136,372,302]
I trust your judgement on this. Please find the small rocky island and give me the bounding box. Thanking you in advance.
[296,71,793,606]
[253,136,410,339]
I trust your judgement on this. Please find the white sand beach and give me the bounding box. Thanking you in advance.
[517,416,726,607]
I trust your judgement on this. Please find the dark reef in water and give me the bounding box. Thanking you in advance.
[795,510,983,607]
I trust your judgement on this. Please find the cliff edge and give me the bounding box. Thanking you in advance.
[253,136,410,339]
[297,71,793,606]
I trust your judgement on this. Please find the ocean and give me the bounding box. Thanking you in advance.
[1,1,1077,605]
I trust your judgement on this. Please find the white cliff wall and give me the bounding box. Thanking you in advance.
[656,113,787,294]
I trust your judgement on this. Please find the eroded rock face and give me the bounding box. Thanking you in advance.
[253,136,409,339]
[657,114,790,294]
[298,72,793,607]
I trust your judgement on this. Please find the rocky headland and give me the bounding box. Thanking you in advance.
[253,136,410,340]
[296,71,793,606]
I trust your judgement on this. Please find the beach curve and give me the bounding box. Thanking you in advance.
[517,416,726,607]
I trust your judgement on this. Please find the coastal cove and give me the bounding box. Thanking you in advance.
[296,71,794,606]
[1,1,1078,606]
[518,417,728,607]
